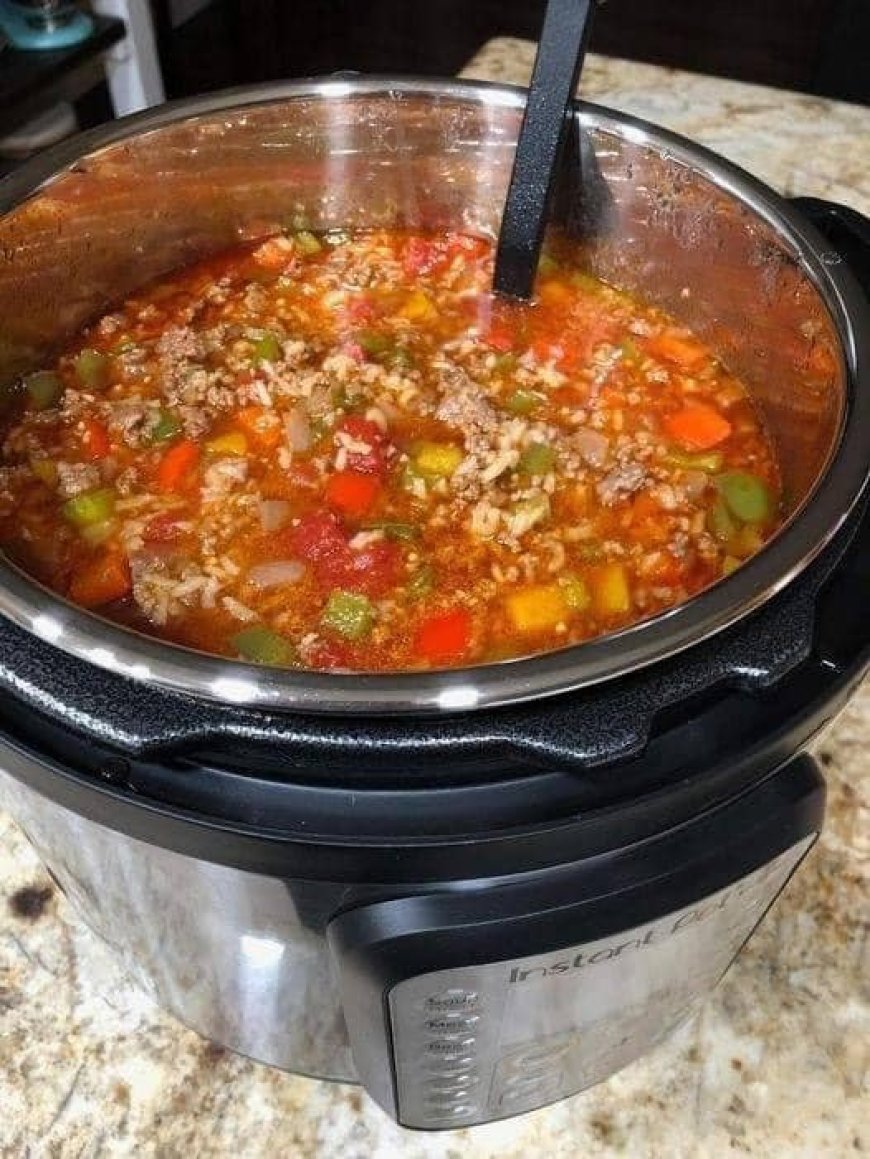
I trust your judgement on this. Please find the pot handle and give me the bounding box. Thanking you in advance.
[789,196,870,293]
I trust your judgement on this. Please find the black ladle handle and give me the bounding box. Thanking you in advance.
[493,0,597,300]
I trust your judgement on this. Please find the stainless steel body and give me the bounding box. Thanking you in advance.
[0,763,817,1126]
[0,768,355,1080]
[0,79,868,714]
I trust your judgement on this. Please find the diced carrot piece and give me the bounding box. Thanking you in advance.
[82,418,111,460]
[235,406,283,450]
[647,331,709,371]
[325,472,381,517]
[156,439,200,492]
[665,404,732,451]
[68,549,131,607]
[414,608,472,662]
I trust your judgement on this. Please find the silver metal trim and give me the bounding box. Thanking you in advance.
[1,77,869,716]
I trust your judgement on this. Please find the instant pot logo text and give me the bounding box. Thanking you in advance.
[507,862,790,985]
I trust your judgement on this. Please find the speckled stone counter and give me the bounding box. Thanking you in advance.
[1,44,868,1158]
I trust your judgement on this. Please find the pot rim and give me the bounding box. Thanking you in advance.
[1,75,868,716]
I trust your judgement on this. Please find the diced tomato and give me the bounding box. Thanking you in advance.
[68,549,131,608]
[291,511,348,563]
[290,512,400,596]
[340,341,366,364]
[551,384,586,408]
[403,236,444,277]
[81,418,111,461]
[306,640,357,670]
[336,415,392,476]
[325,472,382,517]
[346,297,377,325]
[414,607,472,663]
[531,338,564,363]
[143,512,183,544]
[444,234,490,261]
[344,539,401,597]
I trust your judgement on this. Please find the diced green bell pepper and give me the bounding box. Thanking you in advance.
[364,521,419,542]
[505,389,539,415]
[664,449,724,472]
[147,410,183,444]
[233,625,297,666]
[718,472,773,524]
[510,493,551,529]
[406,565,434,600]
[252,331,282,365]
[518,442,556,476]
[321,590,375,640]
[74,349,109,390]
[293,230,323,256]
[358,330,392,357]
[707,496,737,543]
[23,370,62,411]
[62,487,116,527]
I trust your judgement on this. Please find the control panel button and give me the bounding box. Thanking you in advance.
[424,988,480,1013]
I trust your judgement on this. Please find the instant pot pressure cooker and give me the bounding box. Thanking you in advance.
[0,80,869,1130]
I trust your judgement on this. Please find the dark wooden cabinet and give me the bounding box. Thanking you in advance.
[156,0,868,105]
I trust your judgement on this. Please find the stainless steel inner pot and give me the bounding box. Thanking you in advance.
[0,78,868,714]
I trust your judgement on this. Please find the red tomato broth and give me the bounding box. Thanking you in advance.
[0,228,782,671]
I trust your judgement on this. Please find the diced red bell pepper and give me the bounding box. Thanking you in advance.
[82,418,112,461]
[414,607,472,663]
[156,439,200,492]
[325,472,382,517]
[336,415,392,476]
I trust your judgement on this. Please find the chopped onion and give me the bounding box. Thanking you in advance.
[248,560,305,589]
[284,407,311,452]
[575,428,610,468]
[258,499,291,532]
[682,470,709,501]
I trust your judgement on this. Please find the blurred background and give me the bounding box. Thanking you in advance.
[152,0,868,105]
[0,0,867,169]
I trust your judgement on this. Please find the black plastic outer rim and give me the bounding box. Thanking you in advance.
[0,77,869,716]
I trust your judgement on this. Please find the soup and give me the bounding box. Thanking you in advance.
[0,229,781,670]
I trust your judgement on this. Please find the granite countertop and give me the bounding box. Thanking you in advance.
[2,42,869,1158]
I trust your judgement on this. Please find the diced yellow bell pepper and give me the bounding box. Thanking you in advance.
[722,555,742,576]
[414,442,464,478]
[29,456,57,486]
[505,583,568,632]
[591,563,631,616]
[400,290,436,321]
[206,431,248,456]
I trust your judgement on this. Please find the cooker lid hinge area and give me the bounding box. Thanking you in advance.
[327,756,822,1129]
